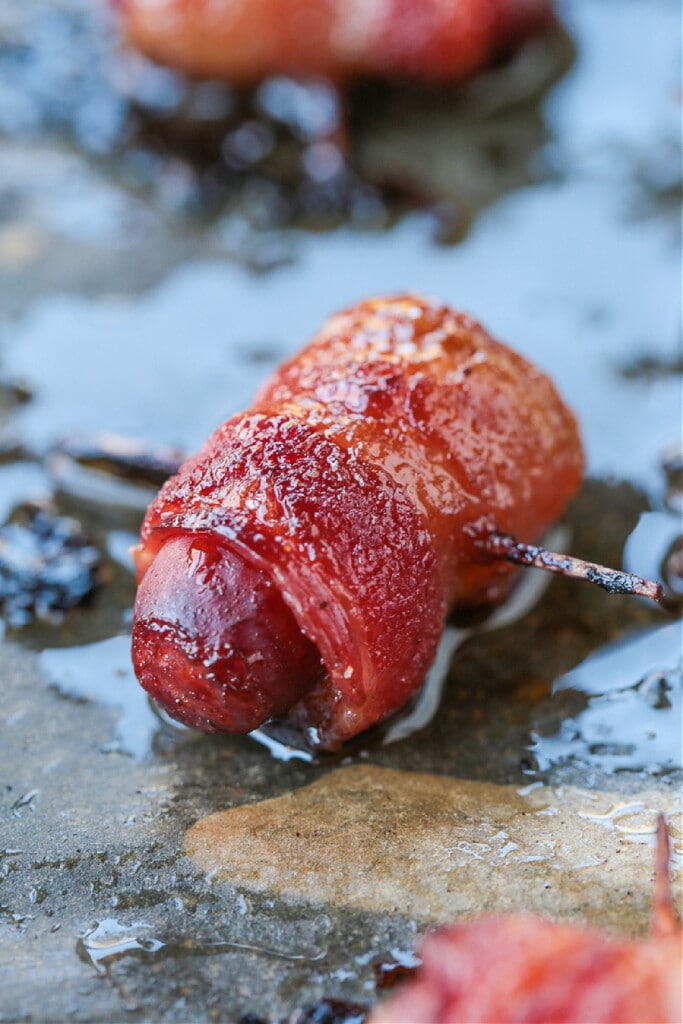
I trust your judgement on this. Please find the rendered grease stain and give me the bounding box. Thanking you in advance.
[185,765,682,933]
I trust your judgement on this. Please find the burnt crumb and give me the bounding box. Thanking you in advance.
[662,536,683,597]
[52,433,186,489]
[0,504,101,627]
[620,352,683,381]
[661,445,683,515]
[637,671,674,711]
[0,380,33,410]
[241,344,281,365]
[103,69,371,231]
[286,999,368,1024]
[373,956,419,991]
[0,380,33,449]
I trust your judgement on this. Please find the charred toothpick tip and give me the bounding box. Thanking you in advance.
[481,532,673,610]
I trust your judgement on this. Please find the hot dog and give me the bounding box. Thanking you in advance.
[132,295,583,749]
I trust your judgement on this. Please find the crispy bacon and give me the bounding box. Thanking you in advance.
[118,0,555,85]
[131,295,582,749]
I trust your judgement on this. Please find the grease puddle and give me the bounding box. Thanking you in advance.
[77,916,328,976]
[530,622,682,777]
[39,635,160,760]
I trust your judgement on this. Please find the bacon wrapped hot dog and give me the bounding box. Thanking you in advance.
[132,296,582,749]
[118,0,555,86]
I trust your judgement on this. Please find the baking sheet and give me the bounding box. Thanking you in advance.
[0,1,681,1021]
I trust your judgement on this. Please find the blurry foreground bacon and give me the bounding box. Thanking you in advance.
[118,0,555,85]
[369,816,682,1024]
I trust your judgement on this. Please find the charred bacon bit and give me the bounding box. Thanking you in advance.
[373,954,420,991]
[0,504,100,628]
[52,433,186,489]
[480,531,673,609]
[287,999,367,1024]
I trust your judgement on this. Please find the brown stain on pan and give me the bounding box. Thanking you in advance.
[185,764,682,931]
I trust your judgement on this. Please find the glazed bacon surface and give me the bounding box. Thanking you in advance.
[369,914,682,1024]
[118,0,555,85]
[132,296,582,748]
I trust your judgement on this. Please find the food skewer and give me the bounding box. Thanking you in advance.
[479,531,671,608]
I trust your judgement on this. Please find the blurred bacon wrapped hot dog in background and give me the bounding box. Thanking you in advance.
[117,0,555,85]
[131,295,583,750]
